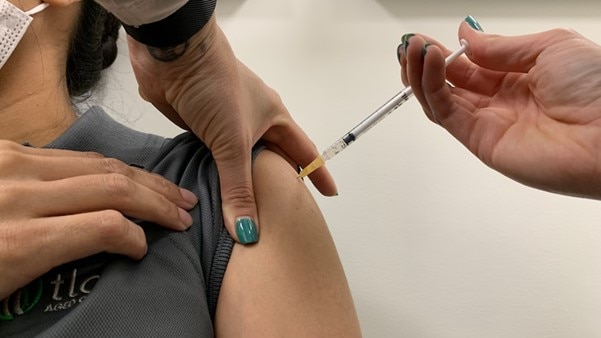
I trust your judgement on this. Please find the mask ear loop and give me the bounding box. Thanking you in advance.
[25,3,50,16]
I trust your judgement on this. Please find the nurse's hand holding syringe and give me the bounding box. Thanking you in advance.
[402,19,601,201]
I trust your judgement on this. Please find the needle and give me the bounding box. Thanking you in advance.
[298,40,469,179]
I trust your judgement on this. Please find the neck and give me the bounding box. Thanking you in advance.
[0,3,79,147]
[0,87,77,147]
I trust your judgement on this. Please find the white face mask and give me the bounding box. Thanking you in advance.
[0,1,49,70]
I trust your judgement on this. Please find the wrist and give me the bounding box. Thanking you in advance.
[122,0,216,49]
[143,15,219,62]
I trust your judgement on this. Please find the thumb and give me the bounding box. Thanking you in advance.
[459,17,573,73]
[213,147,259,245]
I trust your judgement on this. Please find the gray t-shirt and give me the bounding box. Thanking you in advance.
[0,107,255,337]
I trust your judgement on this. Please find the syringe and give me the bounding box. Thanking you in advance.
[298,40,469,179]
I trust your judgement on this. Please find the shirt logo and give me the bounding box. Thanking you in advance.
[1,268,100,321]
[0,279,43,321]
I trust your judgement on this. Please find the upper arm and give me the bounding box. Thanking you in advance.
[214,150,361,338]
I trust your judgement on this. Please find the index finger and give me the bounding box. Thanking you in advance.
[421,41,480,147]
[7,142,197,209]
[0,140,104,158]
[405,34,507,98]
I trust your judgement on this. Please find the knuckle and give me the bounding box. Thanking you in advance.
[162,198,181,220]
[0,140,21,152]
[141,183,178,220]
[152,173,179,198]
[101,173,136,199]
[96,210,131,243]
[0,148,26,173]
[0,225,23,261]
[267,87,283,105]
[83,151,104,159]
[551,28,579,39]
[0,219,40,267]
[223,186,255,207]
[266,90,291,118]
[96,210,146,258]
[153,200,179,226]
[99,158,131,176]
[0,184,25,210]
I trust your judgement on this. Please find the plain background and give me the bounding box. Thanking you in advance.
[102,1,601,337]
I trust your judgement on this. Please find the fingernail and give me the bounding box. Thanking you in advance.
[236,217,259,244]
[465,15,484,32]
[397,33,414,65]
[179,188,198,207]
[179,208,193,229]
[422,43,432,57]
[401,33,414,53]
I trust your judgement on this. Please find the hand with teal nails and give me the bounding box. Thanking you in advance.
[399,15,601,200]
[0,2,360,334]
[128,16,338,245]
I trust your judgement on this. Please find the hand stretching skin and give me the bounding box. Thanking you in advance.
[0,141,197,299]
[127,16,337,243]
[400,21,601,200]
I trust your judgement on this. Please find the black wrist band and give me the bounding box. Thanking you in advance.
[122,0,217,48]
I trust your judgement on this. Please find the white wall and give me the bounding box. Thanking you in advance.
[104,1,601,337]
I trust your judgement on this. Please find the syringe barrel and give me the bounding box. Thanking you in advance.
[348,86,413,138]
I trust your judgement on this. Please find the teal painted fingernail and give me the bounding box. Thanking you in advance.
[465,15,484,32]
[236,217,258,244]
[401,33,414,53]
[422,43,432,57]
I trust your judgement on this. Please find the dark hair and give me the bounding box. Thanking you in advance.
[67,0,121,97]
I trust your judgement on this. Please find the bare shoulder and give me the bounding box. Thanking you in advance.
[252,149,322,219]
[215,149,362,338]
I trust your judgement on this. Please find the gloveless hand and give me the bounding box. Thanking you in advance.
[127,17,337,243]
[0,141,197,299]
[400,23,601,199]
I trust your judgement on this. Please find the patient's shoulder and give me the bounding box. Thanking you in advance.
[216,149,361,338]
[252,149,317,212]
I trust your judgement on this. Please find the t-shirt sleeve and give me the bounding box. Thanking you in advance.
[144,132,264,319]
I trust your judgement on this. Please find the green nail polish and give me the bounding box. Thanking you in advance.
[465,15,484,32]
[236,217,258,244]
[422,43,432,57]
[401,33,415,53]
